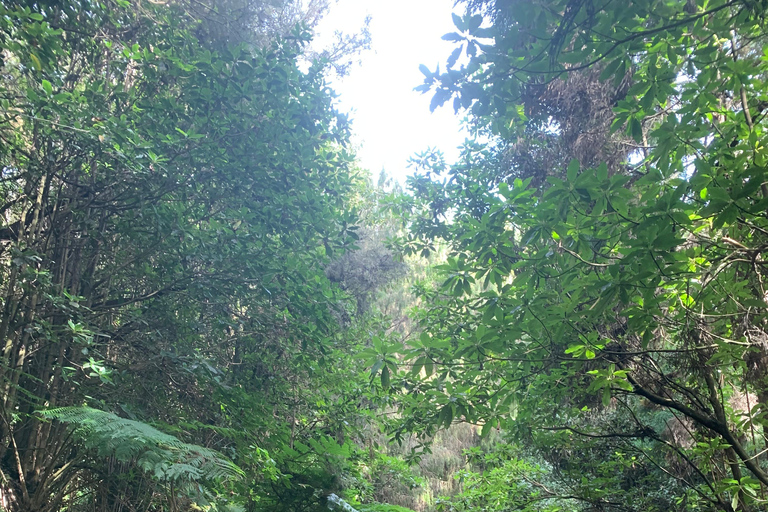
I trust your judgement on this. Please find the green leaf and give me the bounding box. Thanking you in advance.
[481,420,495,438]
[438,404,453,428]
[452,12,465,31]
[442,32,464,42]
[370,359,383,377]
[381,365,390,388]
[639,84,656,111]
[599,57,624,81]
[567,159,580,182]
[468,14,482,32]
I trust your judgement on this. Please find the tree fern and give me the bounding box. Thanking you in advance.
[39,406,244,482]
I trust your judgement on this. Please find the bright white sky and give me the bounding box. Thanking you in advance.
[313,0,466,183]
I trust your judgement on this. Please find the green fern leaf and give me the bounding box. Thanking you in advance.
[39,406,244,482]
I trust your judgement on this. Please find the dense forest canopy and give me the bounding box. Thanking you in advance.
[0,0,374,510]
[395,0,768,510]
[1,0,768,511]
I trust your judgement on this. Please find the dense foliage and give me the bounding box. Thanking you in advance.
[5,0,768,510]
[0,1,387,511]
[387,0,768,510]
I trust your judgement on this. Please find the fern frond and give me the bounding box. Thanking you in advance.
[39,406,244,482]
